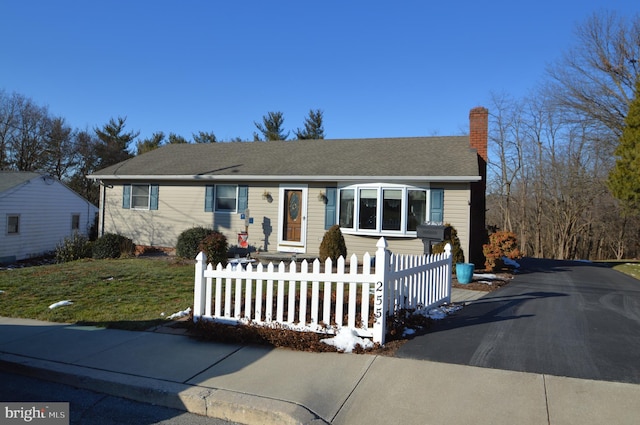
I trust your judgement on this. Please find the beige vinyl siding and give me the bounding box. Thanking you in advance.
[103,182,281,249]
[440,183,471,260]
[305,184,331,255]
[102,181,471,260]
[244,183,279,252]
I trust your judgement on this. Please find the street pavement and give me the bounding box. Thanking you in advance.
[397,258,640,384]
[1,282,640,424]
[0,370,239,425]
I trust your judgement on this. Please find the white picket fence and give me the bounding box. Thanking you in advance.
[193,237,452,345]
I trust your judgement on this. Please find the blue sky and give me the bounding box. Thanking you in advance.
[1,1,637,145]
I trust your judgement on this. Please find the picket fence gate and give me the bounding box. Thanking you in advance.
[193,237,452,345]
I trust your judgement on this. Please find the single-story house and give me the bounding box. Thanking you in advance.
[0,171,99,263]
[88,107,488,263]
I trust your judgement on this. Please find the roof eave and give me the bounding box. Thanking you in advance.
[87,174,481,182]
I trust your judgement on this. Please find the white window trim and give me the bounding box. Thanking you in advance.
[337,183,431,237]
[131,184,151,210]
[215,184,239,213]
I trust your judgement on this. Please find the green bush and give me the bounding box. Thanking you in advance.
[197,231,228,266]
[55,232,92,263]
[92,233,134,259]
[319,225,347,263]
[432,224,465,272]
[176,226,217,259]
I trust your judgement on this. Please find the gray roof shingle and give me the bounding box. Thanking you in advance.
[89,136,480,181]
[0,171,41,193]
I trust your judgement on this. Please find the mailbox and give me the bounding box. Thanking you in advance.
[416,224,451,254]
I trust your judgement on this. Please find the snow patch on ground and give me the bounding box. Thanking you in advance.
[49,300,73,309]
[473,273,498,280]
[402,328,416,337]
[503,257,521,268]
[166,307,191,320]
[422,304,463,320]
[321,327,374,353]
[401,303,464,336]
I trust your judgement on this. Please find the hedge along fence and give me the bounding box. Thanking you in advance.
[193,237,452,345]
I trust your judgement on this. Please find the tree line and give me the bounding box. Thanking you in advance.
[486,10,640,260]
[0,94,324,205]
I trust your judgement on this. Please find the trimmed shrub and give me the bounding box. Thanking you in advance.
[55,232,92,263]
[319,225,347,263]
[432,224,465,272]
[92,233,134,259]
[482,230,522,272]
[176,226,217,259]
[198,231,228,266]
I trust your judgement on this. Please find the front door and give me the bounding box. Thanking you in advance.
[283,189,302,242]
[278,185,307,253]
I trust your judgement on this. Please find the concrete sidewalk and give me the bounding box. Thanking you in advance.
[2,292,640,425]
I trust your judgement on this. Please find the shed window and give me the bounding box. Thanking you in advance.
[7,215,19,234]
[71,214,80,231]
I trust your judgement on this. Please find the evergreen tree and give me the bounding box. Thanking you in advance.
[192,131,217,143]
[295,109,325,139]
[254,111,289,141]
[608,77,640,215]
[94,117,138,169]
[136,132,165,155]
[168,132,188,144]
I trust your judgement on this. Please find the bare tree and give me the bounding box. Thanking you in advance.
[487,93,525,233]
[546,11,640,140]
[44,117,76,179]
[66,130,101,205]
[7,95,50,172]
[0,90,18,169]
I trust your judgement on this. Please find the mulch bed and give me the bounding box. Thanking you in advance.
[452,267,515,292]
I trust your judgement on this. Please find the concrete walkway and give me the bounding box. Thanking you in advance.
[1,290,639,425]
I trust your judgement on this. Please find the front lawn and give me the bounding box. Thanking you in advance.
[612,262,640,280]
[0,258,194,331]
[0,256,446,354]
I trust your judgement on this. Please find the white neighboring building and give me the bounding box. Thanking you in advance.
[0,171,98,263]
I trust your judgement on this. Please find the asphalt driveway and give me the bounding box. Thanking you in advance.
[396,257,640,384]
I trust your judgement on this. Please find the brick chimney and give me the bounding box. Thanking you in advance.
[469,106,488,266]
[469,106,488,163]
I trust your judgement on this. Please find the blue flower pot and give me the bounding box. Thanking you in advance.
[456,263,474,284]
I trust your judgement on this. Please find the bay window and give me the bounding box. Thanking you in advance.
[339,189,354,228]
[337,184,434,236]
[359,188,377,230]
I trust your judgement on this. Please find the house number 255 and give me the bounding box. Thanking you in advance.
[374,281,383,320]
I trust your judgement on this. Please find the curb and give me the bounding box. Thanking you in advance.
[0,353,328,425]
